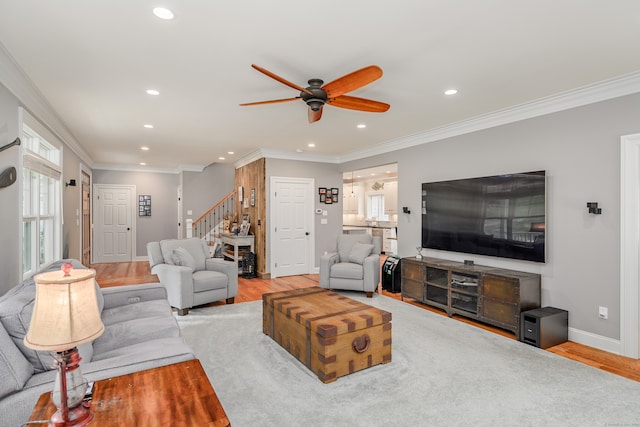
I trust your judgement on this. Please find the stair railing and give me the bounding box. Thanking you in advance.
[191,189,237,255]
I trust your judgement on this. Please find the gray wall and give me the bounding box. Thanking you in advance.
[266,159,342,269]
[61,148,84,259]
[0,83,21,295]
[342,92,640,342]
[92,170,178,257]
[181,163,235,235]
[0,82,87,295]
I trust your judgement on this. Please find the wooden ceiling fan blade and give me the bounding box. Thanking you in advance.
[327,95,390,112]
[251,64,313,96]
[308,106,323,123]
[322,65,383,98]
[239,97,300,107]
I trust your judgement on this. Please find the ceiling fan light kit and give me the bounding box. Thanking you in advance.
[240,64,390,123]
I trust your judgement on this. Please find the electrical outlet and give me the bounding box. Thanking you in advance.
[598,306,608,319]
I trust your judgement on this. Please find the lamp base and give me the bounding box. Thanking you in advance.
[50,401,93,427]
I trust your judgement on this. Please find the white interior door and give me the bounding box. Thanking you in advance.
[270,177,314,278]
[620,133,640,359]
[93,184,135,263]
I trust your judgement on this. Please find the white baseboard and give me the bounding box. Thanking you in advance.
[568,327,621,355]
[134,255,149,262]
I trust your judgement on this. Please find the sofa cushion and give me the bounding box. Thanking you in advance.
[0,323,34,399]
[160,238,206,271]
[330,262,364,280]
[101,299,171,326]
[172,247,197,270]
[337,234,373,263]
[192,270,228,292]
[92,314,180,356]
[348,242,374,265]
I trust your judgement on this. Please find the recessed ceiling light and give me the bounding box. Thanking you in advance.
[141,146,150,151]
[218,157,225,160]
[153,7,174,20]
[444,89,458,95]
[146,89,160,96]
[227,151,234,155]
[139,162,147,166]
[308,143,315,148]
[357,124,367,129]
[143,124,153,129]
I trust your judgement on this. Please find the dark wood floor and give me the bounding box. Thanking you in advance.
[92,260,640,382]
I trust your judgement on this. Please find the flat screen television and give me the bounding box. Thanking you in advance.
[421,171,546,263]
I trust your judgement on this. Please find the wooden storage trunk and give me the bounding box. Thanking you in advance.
[263,287,392,383]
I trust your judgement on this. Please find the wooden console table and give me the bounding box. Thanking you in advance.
[221,233,254,272]
[28,359,230,427]
[401,257,541,339]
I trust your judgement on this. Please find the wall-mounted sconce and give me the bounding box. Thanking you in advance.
[65,179,77,187]
[587,202,602,214]
[402,206,411,214]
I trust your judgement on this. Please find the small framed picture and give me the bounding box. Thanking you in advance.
[250,188,255,207]
[320,194,326,203]
[332,194,338,203]
[318,187,327,195]
[331,188,339,195]
[325,196,333,204]
[138,195,151,216]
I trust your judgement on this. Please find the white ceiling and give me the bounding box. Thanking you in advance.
[1,1,639,171]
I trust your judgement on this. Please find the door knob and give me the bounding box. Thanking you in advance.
[127,227,131,231]
[305,232,309,236]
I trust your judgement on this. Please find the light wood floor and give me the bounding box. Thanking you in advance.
[92,260,640,382]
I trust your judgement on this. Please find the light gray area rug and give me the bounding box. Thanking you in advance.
[176,292,639,427]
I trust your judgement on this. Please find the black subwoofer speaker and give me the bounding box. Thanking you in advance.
[520,307,568,349]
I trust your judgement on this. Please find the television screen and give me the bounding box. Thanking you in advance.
[422,171,545,263]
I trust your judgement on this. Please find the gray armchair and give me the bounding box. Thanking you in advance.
[319,234,382,297]
[147,238,238,315]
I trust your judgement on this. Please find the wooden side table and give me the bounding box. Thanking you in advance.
[28,359,230,427]
[221,233,255,273]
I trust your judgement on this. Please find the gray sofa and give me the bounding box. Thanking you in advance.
[0,259,195,427]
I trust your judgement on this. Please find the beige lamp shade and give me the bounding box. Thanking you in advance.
[24,266,105,352]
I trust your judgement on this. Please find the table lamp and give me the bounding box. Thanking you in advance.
[24,263,104,426]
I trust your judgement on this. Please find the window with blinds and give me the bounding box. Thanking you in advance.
[21,123,62,278]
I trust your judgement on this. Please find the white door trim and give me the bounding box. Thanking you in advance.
[269,176,315,278]
[93,184,136,263]
[79,164,92,264]
[620,133,640,359]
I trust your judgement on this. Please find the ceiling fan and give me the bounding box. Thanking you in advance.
[240,64,390,123]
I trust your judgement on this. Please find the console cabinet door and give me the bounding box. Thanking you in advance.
[401,259,424,301]
[482,274,519,326]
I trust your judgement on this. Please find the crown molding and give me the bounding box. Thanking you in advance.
[0,42,94,167]
[234,148,340,169]
[338,70,640,163]
[92,163,180,174]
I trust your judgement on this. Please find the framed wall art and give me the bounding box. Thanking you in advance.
[139,195,151,216]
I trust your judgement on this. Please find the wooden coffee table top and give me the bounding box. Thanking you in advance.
[28,359,230,427]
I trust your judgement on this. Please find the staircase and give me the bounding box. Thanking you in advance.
[189,190,237,257]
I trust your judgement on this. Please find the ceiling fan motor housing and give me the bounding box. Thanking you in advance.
[301,79,327,111]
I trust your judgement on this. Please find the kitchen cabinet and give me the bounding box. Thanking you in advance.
[382,228,397,254]
[384,181,397,215]
[343,184,359,214]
